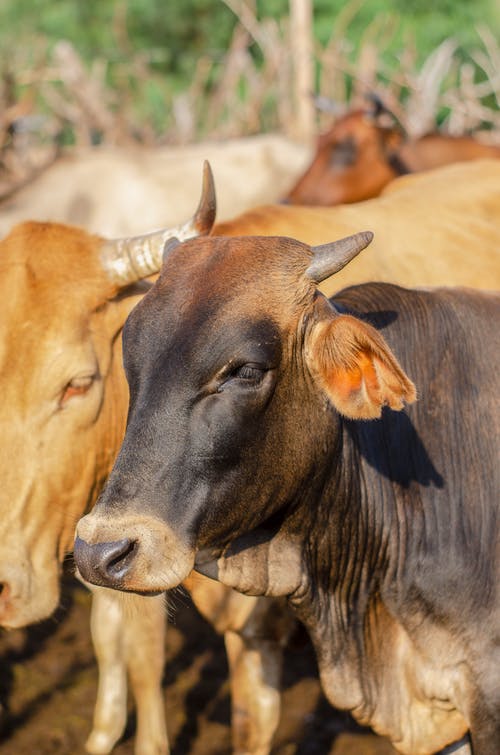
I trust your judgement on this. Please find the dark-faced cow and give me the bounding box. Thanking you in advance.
[2,158,500,755]
[284,99,500,206]
[75,231,499,755]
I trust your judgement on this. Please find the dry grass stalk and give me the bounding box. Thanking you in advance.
[0,3,499,199]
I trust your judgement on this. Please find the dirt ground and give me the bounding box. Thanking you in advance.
[0,573,396,755]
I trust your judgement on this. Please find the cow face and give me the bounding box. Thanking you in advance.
[0,221,131,626]
[75,234,415,598]
[0,165,215,627]
[285,109,404,206]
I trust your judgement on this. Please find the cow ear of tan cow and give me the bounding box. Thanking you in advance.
[307,314,416,419]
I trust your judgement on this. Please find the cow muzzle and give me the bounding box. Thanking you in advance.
[74,511,195,593]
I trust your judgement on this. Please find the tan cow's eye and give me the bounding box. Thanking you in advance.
[60,375,95,405]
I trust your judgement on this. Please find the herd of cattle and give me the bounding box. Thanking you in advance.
[0,105,499,755]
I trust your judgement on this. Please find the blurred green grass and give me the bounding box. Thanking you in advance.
[0,1,498,144]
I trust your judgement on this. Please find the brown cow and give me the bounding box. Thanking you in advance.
[285,100,500,205]
[74,229,500,755]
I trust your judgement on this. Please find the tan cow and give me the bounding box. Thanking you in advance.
[0,163,295,755]
[0,167,217,755]
[219,159,500,295]
[0,158,499,754]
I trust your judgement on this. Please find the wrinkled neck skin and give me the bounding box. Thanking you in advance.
[210,410,376,669]
[211,415,470,753]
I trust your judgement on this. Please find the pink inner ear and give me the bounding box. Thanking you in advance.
[327,352,376,402]
[325,352,386,419]
[310,315,416,420]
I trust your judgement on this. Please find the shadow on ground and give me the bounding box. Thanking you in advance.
[0,574,396,754]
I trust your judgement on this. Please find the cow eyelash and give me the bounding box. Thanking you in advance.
[60,375,96,405]
[219,363,266,390]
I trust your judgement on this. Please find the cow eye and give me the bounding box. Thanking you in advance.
[219,364,266,391]
[60,375,96,405]
[329,137,357,167]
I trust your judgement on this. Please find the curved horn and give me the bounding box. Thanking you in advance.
[306,231,374,283]
[100,160,216,286]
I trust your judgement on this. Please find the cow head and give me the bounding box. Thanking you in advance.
[284,97,407,206]
[75,231,415,600]
[0,162,215,627]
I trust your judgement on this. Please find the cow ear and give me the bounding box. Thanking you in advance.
[307,314,416,419]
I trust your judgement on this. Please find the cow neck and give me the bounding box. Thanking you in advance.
[286,412,396,672]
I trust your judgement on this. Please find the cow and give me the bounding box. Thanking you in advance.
[284,99,500,205]
[74,228,500,755]
[218,159,500,296]
[0,164,218,755]
[0,133,310,238]
[1,158,500,754]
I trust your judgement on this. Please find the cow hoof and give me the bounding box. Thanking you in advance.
[85,730,119,755]
[134,741,170,755]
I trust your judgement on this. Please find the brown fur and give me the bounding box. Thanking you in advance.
[285,106,500,206]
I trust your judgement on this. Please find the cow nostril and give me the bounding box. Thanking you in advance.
[106,539,138,575]
[0,582,10,600]
[74,536,139,587]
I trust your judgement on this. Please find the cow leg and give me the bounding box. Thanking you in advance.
[186,573,295,755]
[122,592,169,755]
[85,585,129,755]
[85,586,168,755]
[224,628,283,755]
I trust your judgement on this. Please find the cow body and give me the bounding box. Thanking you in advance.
[0,134,310,238]
[217,159,500,295]
[284,104,500,205]
[75,233,499,755]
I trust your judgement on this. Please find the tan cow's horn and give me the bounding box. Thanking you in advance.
[306,231,374,283]
[101,160,216,286]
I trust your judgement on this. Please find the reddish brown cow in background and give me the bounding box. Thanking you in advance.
[285,96,500,205]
